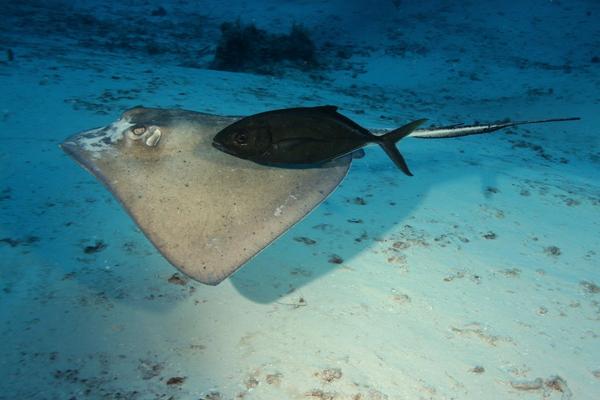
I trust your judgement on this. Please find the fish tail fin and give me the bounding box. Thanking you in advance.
[378,118,427,176]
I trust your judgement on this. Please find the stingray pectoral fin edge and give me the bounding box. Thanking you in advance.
[60,107,354,285]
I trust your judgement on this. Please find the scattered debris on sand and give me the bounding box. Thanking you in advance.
[544,245,562,257]
[316,368,343,383]
[166,376,186,386]
[83,240,107,254]
[265,372,283,385]
[470,366,485,374]
[328,254,344,264]
[483,231,497,240]
[580,280,600,294]
[200,391,223,400]
[305,389,337,400]
[509,375,572,399]
[167,273,188,286]
[294,236,317,245]
[0,235,40,247]
[510,378,544,391]
[451,323,513,346]
[137,359,164,380]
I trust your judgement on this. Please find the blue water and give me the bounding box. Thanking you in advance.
[1,1,599,399]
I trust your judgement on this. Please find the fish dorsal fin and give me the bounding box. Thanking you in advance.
[312,105,339,114]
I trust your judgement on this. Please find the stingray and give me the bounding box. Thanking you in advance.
[60,107,578,285]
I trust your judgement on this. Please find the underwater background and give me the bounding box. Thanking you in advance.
[1,0,599,399]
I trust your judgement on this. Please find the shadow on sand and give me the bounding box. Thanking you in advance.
[228,142,505,303]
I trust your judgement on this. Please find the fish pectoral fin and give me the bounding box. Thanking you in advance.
[352,148,366,159]
[274,137,331,147]
[272,138,318,155]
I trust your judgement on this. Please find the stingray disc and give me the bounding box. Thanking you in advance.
[61,107,352,285]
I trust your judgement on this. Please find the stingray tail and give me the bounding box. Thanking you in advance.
[378,118,427,176]
[410,117,581,139]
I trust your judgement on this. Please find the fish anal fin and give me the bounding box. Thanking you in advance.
[380,143,413,176]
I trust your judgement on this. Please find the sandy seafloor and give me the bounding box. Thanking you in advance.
[1,0,599,399]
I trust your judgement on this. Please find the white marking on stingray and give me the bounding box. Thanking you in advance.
[274,205,285,217]
[274,194,299,217]
[77,118,134,156]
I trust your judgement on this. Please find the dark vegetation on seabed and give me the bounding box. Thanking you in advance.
[3,2,341,75]
[211,20,318,75]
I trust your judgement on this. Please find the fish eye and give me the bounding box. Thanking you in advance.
[234,132,248,145]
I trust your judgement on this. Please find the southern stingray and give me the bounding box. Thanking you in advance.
[60,106,578,285]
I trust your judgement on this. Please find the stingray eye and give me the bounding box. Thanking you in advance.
[234,132,248,145]
[131,124,147,136]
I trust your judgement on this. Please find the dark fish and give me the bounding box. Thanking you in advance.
[212,105,426,176]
